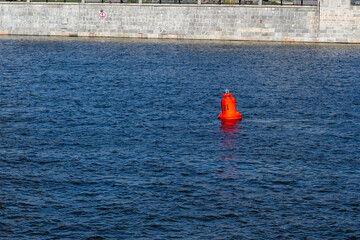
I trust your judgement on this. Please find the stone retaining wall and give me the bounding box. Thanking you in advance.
[319,6,360,43]
[0,2,358,43]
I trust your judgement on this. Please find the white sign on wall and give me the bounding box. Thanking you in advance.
[99,10,107,20]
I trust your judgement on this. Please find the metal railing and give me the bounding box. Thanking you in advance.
[0,0,318,5]
[32,0,81,2]
[88,0,317,5]
[263,0,317,5]
[1,0,81,2]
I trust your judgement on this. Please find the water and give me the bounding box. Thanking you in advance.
[0,36,359,239]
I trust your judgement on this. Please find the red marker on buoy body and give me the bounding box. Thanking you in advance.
[218,89,242,120]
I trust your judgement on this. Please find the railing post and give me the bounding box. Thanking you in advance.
[139,0,142,4]
[259,0,262,6]
[27,0,30,2]
[197,0,201,4]
[81,0,85,3]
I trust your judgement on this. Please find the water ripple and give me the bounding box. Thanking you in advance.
[0,36,359,239]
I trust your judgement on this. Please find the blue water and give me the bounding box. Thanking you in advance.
[0,36,359,239]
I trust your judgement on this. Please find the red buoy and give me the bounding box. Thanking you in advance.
[218,90,242,120]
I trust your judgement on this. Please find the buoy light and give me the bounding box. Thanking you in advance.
[218,89,242,120]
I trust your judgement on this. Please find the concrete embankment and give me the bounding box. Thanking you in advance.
[0,0,359,43]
